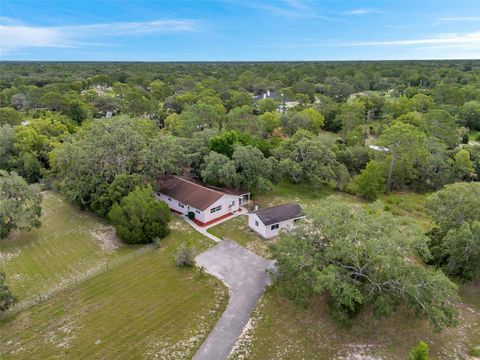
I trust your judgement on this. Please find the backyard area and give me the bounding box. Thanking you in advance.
[0,219,227,359]
[0,191,140,300]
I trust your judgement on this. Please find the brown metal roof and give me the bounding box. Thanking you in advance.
[158,176,230,211]
[252,204,304,226]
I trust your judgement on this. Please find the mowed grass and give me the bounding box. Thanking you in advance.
[208,216,272,258]
[230,281,480,360]
[0,191,139,300]
[254,181,362,211]
[0,219,227,359]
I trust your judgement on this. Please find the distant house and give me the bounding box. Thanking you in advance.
[252,90,298,112]
[368,144,389,152]
[248,204,304,239]
[156,176,250,226]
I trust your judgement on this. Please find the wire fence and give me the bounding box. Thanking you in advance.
[3,244,156,317]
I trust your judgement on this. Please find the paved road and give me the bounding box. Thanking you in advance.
[193,240,275,360]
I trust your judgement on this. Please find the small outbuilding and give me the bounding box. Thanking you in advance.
[248,203,304,239]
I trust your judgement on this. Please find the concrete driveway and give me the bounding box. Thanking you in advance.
[193,240,275,360]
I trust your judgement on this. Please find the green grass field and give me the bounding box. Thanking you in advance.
[0,218,227,359]
[208,216,272,258]
[0,191,143,301]
[230,281,480,359]
[254,181,363,211]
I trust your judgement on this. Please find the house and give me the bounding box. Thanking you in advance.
[156,176,250,226]
[252,90,298,112]
[248,203,304,239]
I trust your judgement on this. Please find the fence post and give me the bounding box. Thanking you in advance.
[38,293,41,302]
[75,276,78,286]
[106,261,109,270]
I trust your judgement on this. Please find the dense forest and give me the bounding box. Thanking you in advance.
[1,60,480,332]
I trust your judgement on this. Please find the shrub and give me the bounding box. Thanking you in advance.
[175,243,197,267]
[0,272,17,312]
[408,341,429,360]
[108,185,170,244]
[187,211,195,220]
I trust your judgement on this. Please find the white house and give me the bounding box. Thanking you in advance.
[248,204,304,239]
[156,176,250,226]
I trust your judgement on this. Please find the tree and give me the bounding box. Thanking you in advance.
[258,111,280,135]
[10,94,29,112]
[201,151,238,187]
[91,173,143,217]
[422,110,459,149]
[66,100,90,124]
[442,222,480,279]
[51,117,186,210]
[335,100,365,144]
[377,122,428,192]
[275,130,338,187]
[0,107,22,126]
[0,170,42,239]
[299,108,325,133]
[355,160,386,200]
[270,201,459,331]
[427,182,480,235]
[408,341,430,360]
[0,125,15,170]
[426,183,480,279]
[415,138,453,191]
[108,186,170,244]
[92,96,118,115]
[41,92,68,112]
[453,149,475,181]
[460,101,480,130]
[256,98,277,114]
[232,145,277,191]
[0,272,17,312]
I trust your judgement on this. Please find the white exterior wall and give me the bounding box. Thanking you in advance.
[202,195,239,223]
[156,193,239,224]
[248,213,303,239]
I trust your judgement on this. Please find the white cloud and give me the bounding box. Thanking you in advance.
[0,18,200,54]
[348,31,480,47]
[241,1,335,20]
[343,9,384,15]
[435,16,480,22]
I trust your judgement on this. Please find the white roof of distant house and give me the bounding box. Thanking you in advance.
[369,145,389,152]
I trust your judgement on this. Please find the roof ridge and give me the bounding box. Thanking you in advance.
[174,176,226,196]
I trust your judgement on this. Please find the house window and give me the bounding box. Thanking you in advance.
[178,202,185,208]
[271,224,279,230]
[210,205,222,213]
[255,220,259,227]
[168,198,172,201]
[196,210,200,214]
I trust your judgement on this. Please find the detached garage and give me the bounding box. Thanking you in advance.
[248,204,304,239]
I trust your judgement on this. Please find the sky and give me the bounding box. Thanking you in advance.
[1,0,480,61]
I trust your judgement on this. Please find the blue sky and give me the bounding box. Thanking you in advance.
[1,0,480,61]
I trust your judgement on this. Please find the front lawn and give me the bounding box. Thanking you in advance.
[208,216,272,258]
[0,220,227,359]
[0,191,139,300]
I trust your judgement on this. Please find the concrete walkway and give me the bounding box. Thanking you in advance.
[194,240,275,360]
[181,207,247,243]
